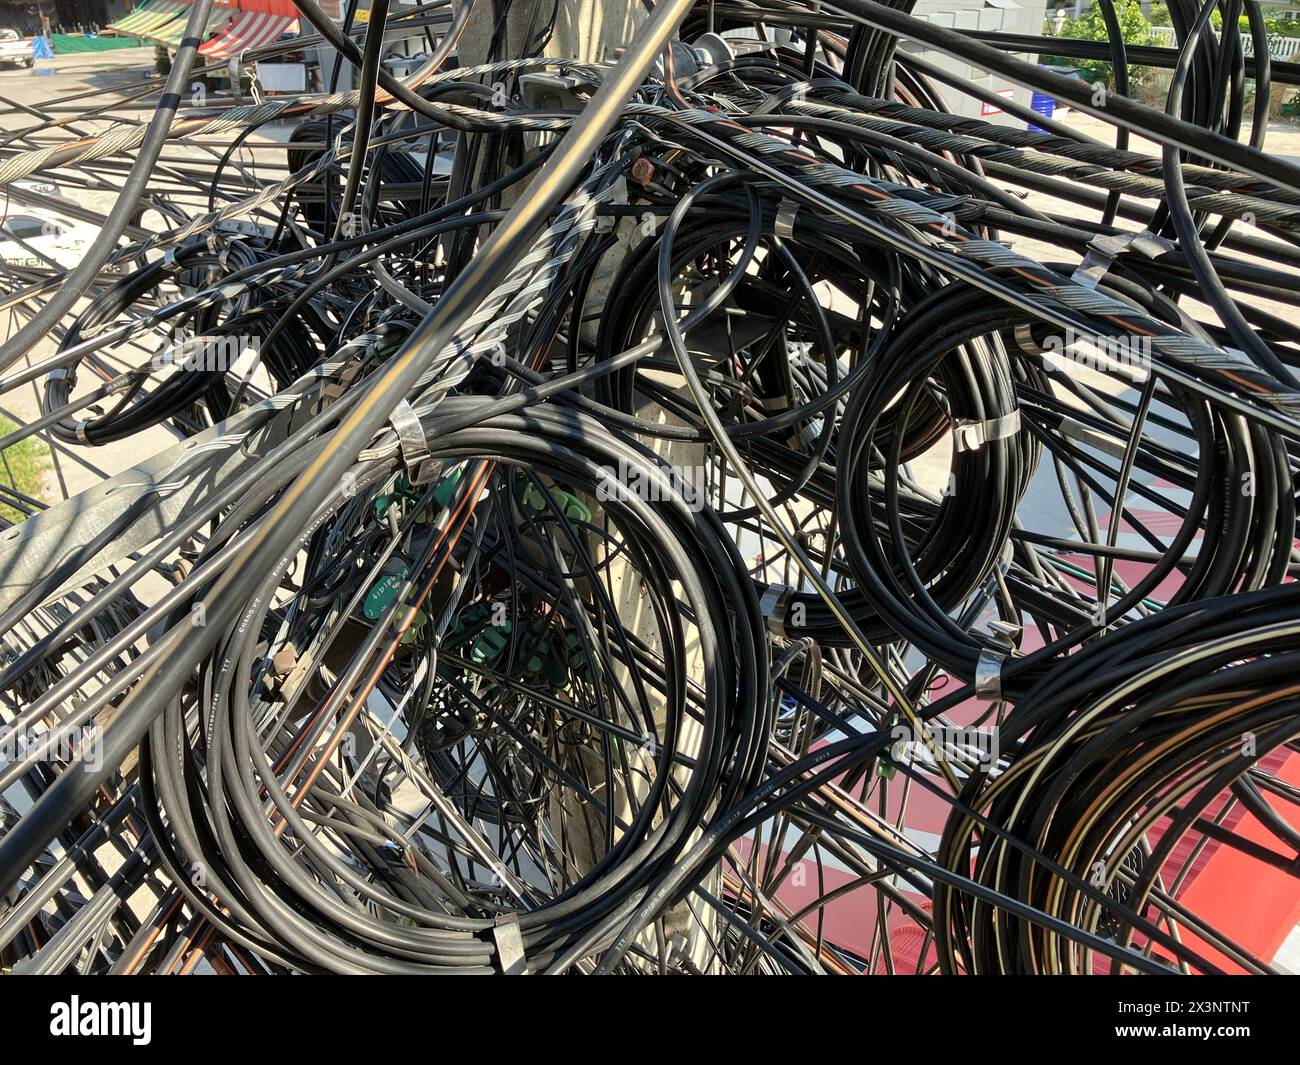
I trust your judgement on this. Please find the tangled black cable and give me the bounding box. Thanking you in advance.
[0,0,1298,978]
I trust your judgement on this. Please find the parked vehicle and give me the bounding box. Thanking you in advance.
[0,29,33,68]
[0,182,127,274]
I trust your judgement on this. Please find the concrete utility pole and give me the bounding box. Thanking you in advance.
[460,2,720,971]
[460,1,650,66]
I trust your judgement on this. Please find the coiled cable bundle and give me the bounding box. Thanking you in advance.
[934,583,1300,975]
[1,0,1299,977]
[135,400,769,972]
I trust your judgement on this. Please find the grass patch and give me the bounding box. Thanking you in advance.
[0,416,49,525]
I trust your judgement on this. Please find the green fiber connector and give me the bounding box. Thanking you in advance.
[516,634,569,688]
[433,465,464,510]
[501,618,569,688]
[563,631,597,682]
[445,601,492,651]
[521,482,591,524]
[545,654,568,687]
[363,560,411,620]
[373,474,418,522]
[470,621,512,664]
[397,607,428,646]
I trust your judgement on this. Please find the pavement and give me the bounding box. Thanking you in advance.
[1,48,280,506]
[0,44,159,84]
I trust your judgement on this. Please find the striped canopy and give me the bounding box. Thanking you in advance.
[103,0,189,39]
[151,5,233,48]
[199,11,297,60]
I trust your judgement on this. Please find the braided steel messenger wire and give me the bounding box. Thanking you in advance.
[0,0,1297,977]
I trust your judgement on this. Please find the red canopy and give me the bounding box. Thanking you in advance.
[199,10,298,59]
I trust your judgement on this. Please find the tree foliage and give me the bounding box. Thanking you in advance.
[1043,0,1160,89]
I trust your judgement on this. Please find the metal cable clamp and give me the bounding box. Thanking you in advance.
[492,914,527,975]
[759,584,793,637]
[388,399,438,485]
[953,409,1021,452]
[1071,230,1173,290]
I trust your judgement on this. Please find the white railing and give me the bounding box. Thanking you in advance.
[1147,23,1300,61]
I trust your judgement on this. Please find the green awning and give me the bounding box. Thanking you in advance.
[150,5,231,48]
[102,1,189,41]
